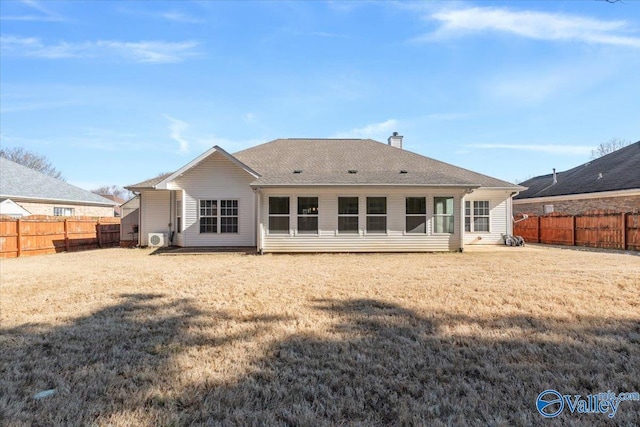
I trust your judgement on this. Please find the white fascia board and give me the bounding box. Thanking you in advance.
[154,145,261,190]
[513,188,640,204]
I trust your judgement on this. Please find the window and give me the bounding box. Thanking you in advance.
[366,197,387,233]
[297,197,318,234]
[176,200,182,233]
[199,200,217,233]
[406,197,426,233]
[434,197,454,233]
[338,197,359,234]
[53,207,74,216]
[220,200,238,233]
[269,197,290,234]
[543,204,554,214]
[465,201,490,232]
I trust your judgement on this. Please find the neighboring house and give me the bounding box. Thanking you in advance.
[120,196,140,246]
[0,198,31,218]
[514,141,640,215]
[127,135,525,252]
[100,194,127,216]
[0,157,117,217]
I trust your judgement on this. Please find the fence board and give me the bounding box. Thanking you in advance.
[0,216,121,258]
[514,211,639,251]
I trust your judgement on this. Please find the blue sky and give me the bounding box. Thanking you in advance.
[1,0,639,190]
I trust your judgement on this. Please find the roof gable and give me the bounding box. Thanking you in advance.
[516,141,640,199]
[0,158,117,206]
[127,146,259,190]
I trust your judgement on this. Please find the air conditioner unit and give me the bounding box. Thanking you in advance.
[148,233,167,247]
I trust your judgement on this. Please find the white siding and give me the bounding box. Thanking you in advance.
[173,152,256,247]
[463,189,513,245]
[259,187,466,253]
[139,190,171,246]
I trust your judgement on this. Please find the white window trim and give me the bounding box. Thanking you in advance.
[337,196,359,235]
[465,200,490,233]
[365,196,387,235]
[433,196,455,234]
[268,196,291,235]
[198,199,239,234]
[405,196,427,235]
[296,196,319,236]
[199,200,218,233]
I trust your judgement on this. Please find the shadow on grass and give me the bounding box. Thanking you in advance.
[1,297,639,426]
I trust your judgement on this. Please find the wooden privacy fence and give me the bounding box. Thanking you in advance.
[0,216,120,258]
[514,211,640,251]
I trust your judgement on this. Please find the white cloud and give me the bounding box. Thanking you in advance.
[164,115,190,154]
[159,11,203,24]
[466,143,592,155]
[1,0,65,22]
[333,119,399,139]
[0,36,201,63]
[418,7,640,48]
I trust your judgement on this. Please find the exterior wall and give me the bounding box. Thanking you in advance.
[258,187,468,253]
[514,194,640,215]
[139,190,171,246]
[172,152,256,247]
[463,190,514,245]
[14,200,114,217]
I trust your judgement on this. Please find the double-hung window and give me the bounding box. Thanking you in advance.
[465,200,489,232]
[199,200,217,233]
[338,197,358,234]
[434,197,454,234]
[220,200,239,233]
[297,197,318,234]
[406,197,426,233]
[269,197,290,234]
[366,197,387,233]
[53,207,74,216]
[176,200,182,233]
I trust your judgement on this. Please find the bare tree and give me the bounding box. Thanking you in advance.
[590,138,630,159]
[92,185,134,201]
[0,147,65,180]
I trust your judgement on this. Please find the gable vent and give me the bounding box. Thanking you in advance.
[293,169,303,174]
[348,169,358,174]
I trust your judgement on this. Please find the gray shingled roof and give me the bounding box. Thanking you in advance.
[127,138,522,189]
[234,139,520,188]
[515,141,640,199]
[127,172,173,189]
[0,157,117,206]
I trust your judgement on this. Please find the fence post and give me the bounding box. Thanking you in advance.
[622,212,627,250]
[16,218,22,257]
[97,218,102,248]
[536,216,541,243]
[571,215,576,246]
[64,218,70,252]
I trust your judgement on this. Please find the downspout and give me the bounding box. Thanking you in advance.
[138,192,143,246]
[255,187,263,254]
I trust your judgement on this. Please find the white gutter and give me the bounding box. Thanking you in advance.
[513,188,640,204]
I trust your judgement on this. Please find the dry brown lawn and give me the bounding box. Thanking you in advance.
[1,246,639,426]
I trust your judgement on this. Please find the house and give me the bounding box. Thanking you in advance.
[119,196,140,246]
[514,141,640,215]
[99,194,127,217]
[0,157,117,217]
[0,198,31,218]
[126,135,525,252]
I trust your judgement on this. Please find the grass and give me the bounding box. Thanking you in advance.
[1,246,639,426]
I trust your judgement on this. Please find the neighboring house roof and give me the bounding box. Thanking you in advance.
[0,157,117,206]
[0,198,31,217]
[515,141,640,199]
[128,138,522,190]
[100,194,127,205]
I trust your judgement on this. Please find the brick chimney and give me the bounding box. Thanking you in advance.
[388,132,403,149]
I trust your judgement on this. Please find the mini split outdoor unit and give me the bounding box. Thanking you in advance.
[148,233,168,248]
